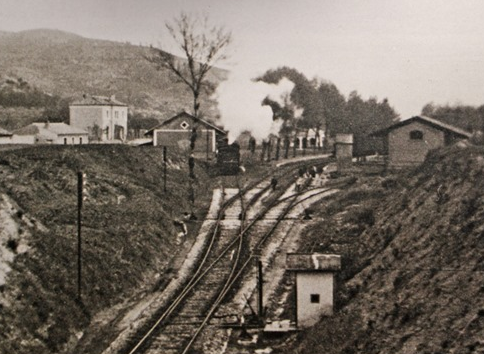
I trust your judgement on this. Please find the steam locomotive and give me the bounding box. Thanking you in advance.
[216,141,240,175]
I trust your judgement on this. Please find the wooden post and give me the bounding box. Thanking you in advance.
[284,138,289,159]
[163,146,167,192]
[267,140,272,162]
[77,172,83,301]
[258,260,264,318]
[275,138,281,161]
[260,142,266,162]
[206,130,210,165]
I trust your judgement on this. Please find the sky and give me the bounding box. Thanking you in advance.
[1,0,484,120]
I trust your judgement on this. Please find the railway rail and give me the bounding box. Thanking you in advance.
[121,159,333,354]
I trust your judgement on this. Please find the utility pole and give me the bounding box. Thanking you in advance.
[206,130,210,166]
[77,171,83,301]
[275,137,281,161]
[266,140,272,162]
[163,146,167,192]
[260,141,266,162]
[258,260,264,319]
[284,137,289,159]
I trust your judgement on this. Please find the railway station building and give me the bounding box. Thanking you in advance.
[146,111,227,153]
[69,94,128,142]
[12,122,89,145]
[292,128,325,150]
[370,115,471,169]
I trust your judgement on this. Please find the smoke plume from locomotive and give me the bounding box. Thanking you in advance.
[215,72,295,143]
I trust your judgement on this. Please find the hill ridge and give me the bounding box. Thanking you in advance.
[0,28,226,121]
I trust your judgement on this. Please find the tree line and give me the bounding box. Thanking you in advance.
[0,78,69,123]
[421,102,484,133]
[256,67,400,156]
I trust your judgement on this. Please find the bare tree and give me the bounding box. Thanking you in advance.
[146,12,232,118]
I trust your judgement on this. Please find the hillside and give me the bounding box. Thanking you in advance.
[279,141,484,353]
[0,145,218,354]
[0,29,227,120]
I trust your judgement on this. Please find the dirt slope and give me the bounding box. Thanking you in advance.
[0,145,214,354]
[283,141,484,354]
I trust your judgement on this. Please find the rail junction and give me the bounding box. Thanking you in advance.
[109,159,338,354]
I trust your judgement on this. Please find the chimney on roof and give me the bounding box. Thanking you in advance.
[110,94,116,101]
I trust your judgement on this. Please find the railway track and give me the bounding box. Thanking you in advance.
[121,160,333,354]
[192,184,338,353]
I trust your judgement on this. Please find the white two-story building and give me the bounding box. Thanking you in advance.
[69,94,128,142]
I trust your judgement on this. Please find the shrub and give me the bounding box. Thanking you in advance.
[381,177,398,189]
[345,207,375,227]
[356,208,375,226]
[6,239,18,252]
[470,131,484,145]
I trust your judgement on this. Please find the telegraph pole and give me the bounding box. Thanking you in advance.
[77,171,83,301]
[258,260,264,318]
[266,140,272,162]
[275,137,281,161]
[163,146,167,192]
[206,130,210,165]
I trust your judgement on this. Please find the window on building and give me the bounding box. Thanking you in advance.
[72,137,75,144]
[180,121,190,130]
[410,130,424,140]
[64,138,67,145]
[115,111,119,118]
[80,137,82,145]
[106,110,109,117]
[310,294,320,303]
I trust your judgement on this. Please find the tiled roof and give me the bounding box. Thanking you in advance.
[32,123,88,136]
[70,94,127,106]
[145,111,227,136]
[14,124,58,139]
[14,125,42,135]
[370,115,472,138]
[416,115,472,137]
[15,123,88,137]
[0,127,12,136]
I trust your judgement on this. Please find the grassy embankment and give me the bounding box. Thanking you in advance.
[0,144,253,354]
[271,141,484,354]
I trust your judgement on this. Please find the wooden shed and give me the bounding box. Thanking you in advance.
[370,115,471,169]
